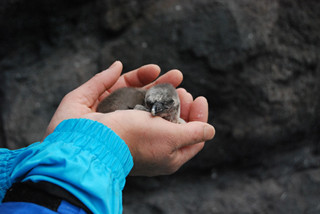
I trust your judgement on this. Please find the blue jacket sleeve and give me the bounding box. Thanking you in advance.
[0,118,134,214]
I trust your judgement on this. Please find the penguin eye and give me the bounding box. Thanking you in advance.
[164,99,174,107]
[146,100,153,108]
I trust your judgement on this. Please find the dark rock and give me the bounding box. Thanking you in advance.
[96,0,153,33]
[0,0,100,148]
[0,72,5,148]
[124,144,320,213]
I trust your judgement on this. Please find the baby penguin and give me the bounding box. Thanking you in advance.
[97,83,184,123]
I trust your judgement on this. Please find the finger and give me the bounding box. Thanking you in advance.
[97,90,111,103]
[176,142,205,166]
[177,88,193,121]
[188,96,209,123]
[170,121,215,149]
[109,64,161,91]
[173,98,213,165]
[179,142,205,158]
[144,69,183,89]
[71,61,123,106]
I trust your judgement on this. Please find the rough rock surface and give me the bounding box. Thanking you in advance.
[0,0,319,213]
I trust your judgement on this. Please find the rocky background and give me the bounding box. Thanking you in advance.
[1,0,319,213]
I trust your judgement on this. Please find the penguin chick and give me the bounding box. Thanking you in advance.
[96,83,185,123]
[96,87,146,113]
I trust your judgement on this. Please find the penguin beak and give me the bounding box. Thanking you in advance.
[151,102,165,116]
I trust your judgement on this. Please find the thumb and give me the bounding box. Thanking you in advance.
[165,121,215,173]
[72,61,123,105]
[173,121,215,149]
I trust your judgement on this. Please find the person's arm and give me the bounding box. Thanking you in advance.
[0,118,132,213]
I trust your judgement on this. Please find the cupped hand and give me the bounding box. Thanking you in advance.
[44,61,215,176]
[83,97,215,176]
[44,61,183,138]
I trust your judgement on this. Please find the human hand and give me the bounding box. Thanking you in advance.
[44,61,183,138]
[45,61,215,176]
[82,91,215,176]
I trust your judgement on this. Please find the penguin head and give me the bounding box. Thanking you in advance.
[145,83,180,121]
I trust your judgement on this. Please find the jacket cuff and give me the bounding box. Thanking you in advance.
[44,118,133,179]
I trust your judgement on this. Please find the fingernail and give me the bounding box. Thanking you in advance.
[108,61,120,69]
[204,125,215,140]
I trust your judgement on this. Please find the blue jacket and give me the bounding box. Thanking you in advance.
[0,119,133,213]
